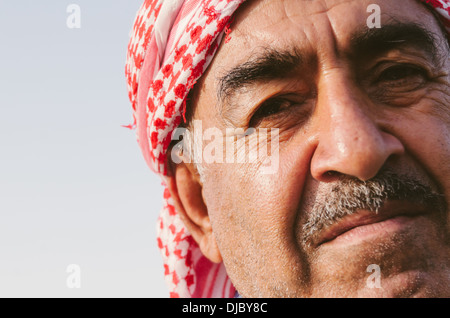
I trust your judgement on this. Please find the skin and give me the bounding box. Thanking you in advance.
[167,0,450,297]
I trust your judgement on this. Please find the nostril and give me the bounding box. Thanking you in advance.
[322,170,341,181]
[326,171,338,177]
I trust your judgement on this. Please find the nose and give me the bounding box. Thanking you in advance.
[310,74,405,182]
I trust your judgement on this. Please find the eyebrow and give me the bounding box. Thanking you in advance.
[217,47,304,105]
[349,22,441,62]
[217,22,443,109]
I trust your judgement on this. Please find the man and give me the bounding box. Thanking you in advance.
[126,0,450,297]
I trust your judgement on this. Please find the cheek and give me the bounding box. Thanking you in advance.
[396,111,450,204]
[200,139,315,295]
[202,139,313,241]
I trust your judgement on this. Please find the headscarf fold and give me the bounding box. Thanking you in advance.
[125,0,450,298]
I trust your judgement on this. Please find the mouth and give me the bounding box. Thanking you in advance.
[315,201,428,247]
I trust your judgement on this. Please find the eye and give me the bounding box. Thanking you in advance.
[367,62,432,106]
[249,97,297,127]
[253,98,291,118]
[376,64,427,87]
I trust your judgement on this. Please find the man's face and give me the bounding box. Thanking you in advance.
[189,0,450,297]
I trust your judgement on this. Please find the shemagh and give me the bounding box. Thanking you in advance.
[125,0,450,298]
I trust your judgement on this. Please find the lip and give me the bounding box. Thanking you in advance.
[315,200,427,247]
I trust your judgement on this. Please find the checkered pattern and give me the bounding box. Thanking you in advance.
[424,0,450,31]
[126,0,244,298]
[125,0,450,298]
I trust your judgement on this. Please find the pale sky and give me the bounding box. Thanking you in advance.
[0,0,168,297]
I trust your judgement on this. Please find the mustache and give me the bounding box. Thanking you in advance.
[301,170,447,248]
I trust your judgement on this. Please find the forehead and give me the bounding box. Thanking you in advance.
[210,0,437,68]
[230,0,430,43]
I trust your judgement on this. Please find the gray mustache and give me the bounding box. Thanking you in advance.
[301,171,446,248]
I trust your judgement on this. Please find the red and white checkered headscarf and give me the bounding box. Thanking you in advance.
[125,0,450,298]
